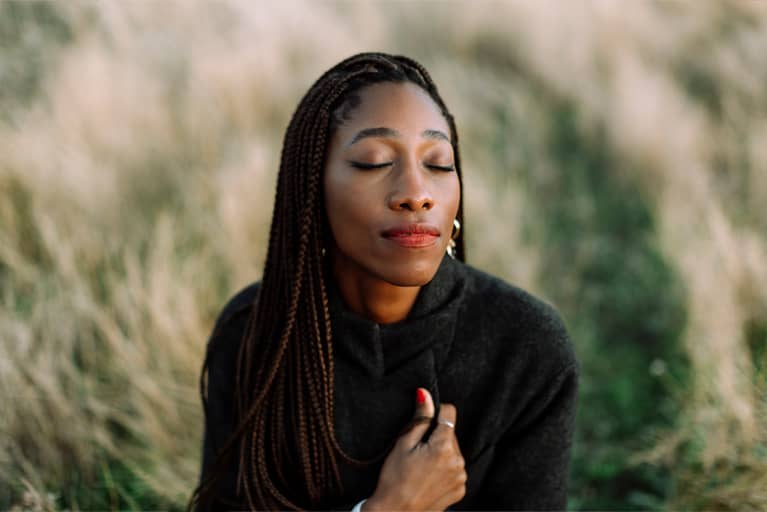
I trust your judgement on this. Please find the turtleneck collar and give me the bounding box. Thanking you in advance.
[326,254,466,381]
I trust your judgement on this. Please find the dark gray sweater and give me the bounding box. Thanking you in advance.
[198,254,579,510]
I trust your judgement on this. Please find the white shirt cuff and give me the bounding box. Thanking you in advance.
[351,498,367,512]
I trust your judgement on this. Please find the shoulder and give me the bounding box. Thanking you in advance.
[206,280,262,355]
[457,261,578,373]
[213,281,261,329]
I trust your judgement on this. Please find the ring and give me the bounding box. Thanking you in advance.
[412,415,432,425]
[438,419,455,429]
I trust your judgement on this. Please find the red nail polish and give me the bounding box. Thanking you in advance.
[416,388,426,404]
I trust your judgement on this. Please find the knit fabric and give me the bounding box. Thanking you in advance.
[198,254,579,510]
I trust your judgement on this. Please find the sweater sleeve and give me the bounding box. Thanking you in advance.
[196,284,260,511]
[474,361,579,510]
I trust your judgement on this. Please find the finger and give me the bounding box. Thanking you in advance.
[399,387,435,450]
[430,403,458,441]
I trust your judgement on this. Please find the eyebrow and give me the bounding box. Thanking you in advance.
[347,127,450,147]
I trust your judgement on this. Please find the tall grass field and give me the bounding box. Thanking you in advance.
[1,1,766,510]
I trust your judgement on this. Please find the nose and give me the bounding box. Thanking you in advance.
[387,160,434,211]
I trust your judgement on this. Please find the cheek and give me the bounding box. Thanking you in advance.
[324,169,379,238]
[438,175,461,218]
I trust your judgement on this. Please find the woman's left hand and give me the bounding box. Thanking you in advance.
[363,387,467,510]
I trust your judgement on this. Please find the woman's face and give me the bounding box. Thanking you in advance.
[323,81,460,287]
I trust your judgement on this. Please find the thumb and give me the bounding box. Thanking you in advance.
[399,387,435,449]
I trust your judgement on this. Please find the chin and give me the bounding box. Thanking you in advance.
[378,257,441,287]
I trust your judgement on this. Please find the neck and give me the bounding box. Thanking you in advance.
[329,251,420,325]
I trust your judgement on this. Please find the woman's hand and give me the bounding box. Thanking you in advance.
[363,388,467,511]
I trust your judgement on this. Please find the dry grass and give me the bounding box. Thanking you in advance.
[1,1,765,508]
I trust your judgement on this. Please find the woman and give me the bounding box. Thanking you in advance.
[190,52,579,511]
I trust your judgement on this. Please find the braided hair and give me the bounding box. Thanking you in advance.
[189,52,466,510]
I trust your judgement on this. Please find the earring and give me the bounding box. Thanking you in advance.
[446,218,460,259]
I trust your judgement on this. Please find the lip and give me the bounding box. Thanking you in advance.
[381,223,441,248]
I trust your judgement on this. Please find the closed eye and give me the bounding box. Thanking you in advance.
[349,161,455,172]
[349,161,392,170]
[426,163,455,172]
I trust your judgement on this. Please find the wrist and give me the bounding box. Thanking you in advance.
[362,495,390,511]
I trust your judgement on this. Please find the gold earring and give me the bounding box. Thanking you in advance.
[447,218,460,259]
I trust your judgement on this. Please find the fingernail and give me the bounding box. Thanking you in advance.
[416,388,426,404]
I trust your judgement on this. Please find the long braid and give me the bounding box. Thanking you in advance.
[189,52,466,510]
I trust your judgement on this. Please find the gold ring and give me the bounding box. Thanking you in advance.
[412,415,432,425]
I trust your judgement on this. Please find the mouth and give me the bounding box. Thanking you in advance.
[381,223,441,248]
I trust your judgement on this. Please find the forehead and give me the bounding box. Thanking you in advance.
[335,81,450,137]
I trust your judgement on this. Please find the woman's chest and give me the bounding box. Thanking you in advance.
[329,345,501,509]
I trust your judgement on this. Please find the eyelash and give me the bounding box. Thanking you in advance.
[349,161,455,172]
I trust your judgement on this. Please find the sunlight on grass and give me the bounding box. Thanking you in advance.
[1,1,766,509]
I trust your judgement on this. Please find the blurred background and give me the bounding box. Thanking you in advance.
[1,1,766,510]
